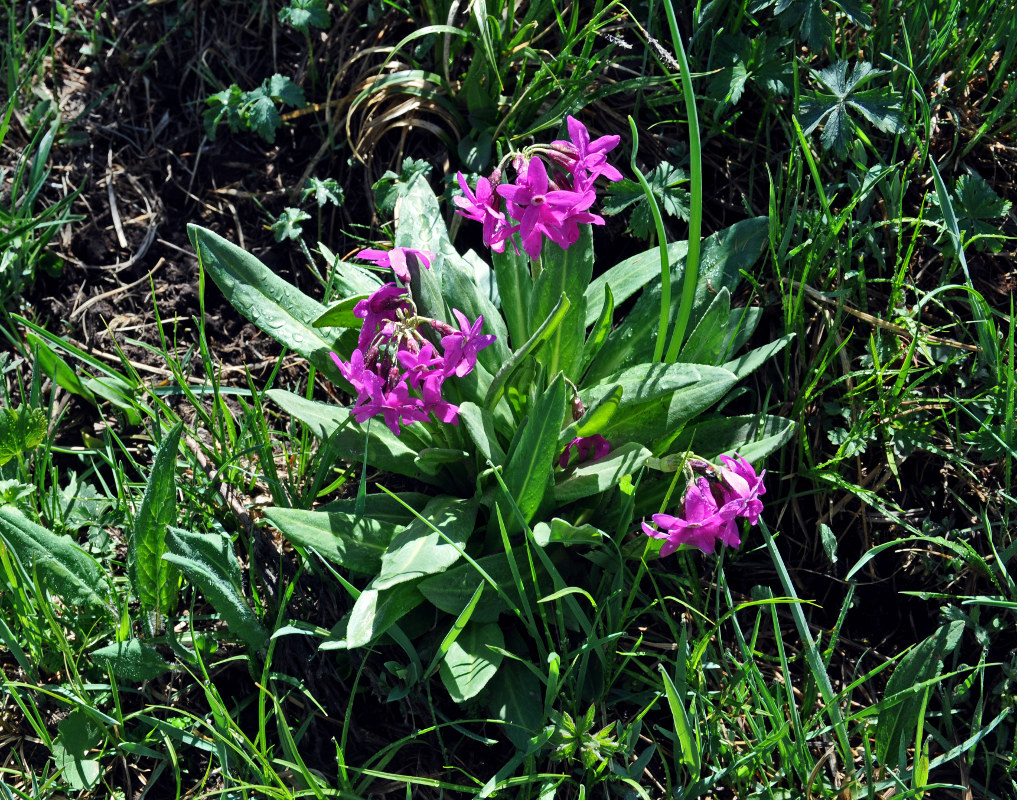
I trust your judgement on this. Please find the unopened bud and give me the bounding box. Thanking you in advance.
[429,318,456,337]
[386,365,402,392]
[571,394,585,420]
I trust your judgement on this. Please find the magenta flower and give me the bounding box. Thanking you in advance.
[357,247,435,284]
[552,115,623,184]
[642,478,741,556]
[349,370,427,436]
[558,435,611,468]
[397,342,445,390]
[716,454,766,524]
[420,372,460,424]
[353,282,410,351]
[441,309,497,378]
[453,172,514,253]
[497,157,596,260]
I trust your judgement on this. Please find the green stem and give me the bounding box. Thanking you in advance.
[661,1,702,363]
[628,116,671,364]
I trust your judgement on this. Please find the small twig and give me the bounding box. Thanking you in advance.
[792,279,981,352]
[70,257,167,321]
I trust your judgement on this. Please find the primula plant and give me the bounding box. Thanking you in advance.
[188,112,793,748]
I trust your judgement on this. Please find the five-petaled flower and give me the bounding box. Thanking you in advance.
[641,455,766,556]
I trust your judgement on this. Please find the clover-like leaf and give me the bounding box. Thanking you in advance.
[602,162,690,240]
[271,208,311,242]
[0,405,47,467]
[279,0,330,33]
[303,176,345,207]
[800,60,902,155]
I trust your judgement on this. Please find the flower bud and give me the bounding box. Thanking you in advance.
[571,394,585,420]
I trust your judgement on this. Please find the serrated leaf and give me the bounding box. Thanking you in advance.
[278,0,330,32]
[164,526,267,650]
[0,405,48,466]
[245,91,282,143]
[131,422,182,633]
[303,176,344,207]
[266,73,307,107]
[603,162,690,240]
[800,61,902,155]
[0,505,114,621]
[271,207,311,242]
[90,639,172,682]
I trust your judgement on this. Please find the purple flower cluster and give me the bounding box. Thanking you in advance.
[642,455,766,556]
[454,115,622,260]
[330,249,496,436]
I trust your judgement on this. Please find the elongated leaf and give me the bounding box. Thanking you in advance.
[130,421,182,631]
[0,505,113,620]
[486,658,543,750]
[877,622,963,771]
[418,551,542,622]
[266,389,434,480]
[484,293,569,410]
[313,294,368,328]
[491,246,531,349]
[263,507,399,574]
[669,414,795,462]
[90,639,172,682]
[532,518,604,547]
[557,383,623,449]
[188,225,342,383]
[584,240,689,327]
[375,496,477,590]
[581,283,614,373]
[317,243,384,296]
[586,218,768,382]
[502,374,566,525]
[529,225,593,379]
[677,287,731,365]
[554,442,651,504]
[164,527,267,650]
[583,363,738,452]
[722,334,794,380]
[458,401,506,466]
[345,579,425,648]
[440,621,504,703]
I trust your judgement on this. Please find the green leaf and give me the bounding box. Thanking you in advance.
[877,622,964,771]
[131,422,182,632]
[312,294,368,328]
[265,389,430,480]
[528,225,593,379]
[0,405,47,466]
[244,89,282,143]
[486,658,543,750]
[263,506,399,574]
[800,61,902,155]
[458,401,506,466]
[0,505,113,621]
[279,0,330,32]
[203,84,243,139]
[502,374,566,525]
[439,621,504,703]
[52,710,103,791]
[586,218,768,381]
[303,176,345,208]
[722,333,795,380]
[603,162,691,239]
[532,518,604,547]
[554,442,651,505]
[90,639,172,682]
[418,551,542,623]
[189,225,342,384]
[491,246,532,349]
[484,293,570,410]
[558,383,623,448]
[584,240,688,327]
[677,288,731,365]
[345,579,425,648]
[375,496,478,590]
[270,207,311,242]
[265,73,307,107]
[669,414,796,462]
[163,527,267,650]
[582,363,738,452]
